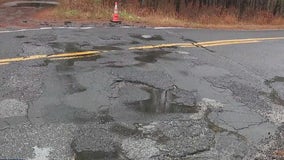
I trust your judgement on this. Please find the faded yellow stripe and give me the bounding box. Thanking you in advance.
[0,54,47,63]
[48,51,100,58]
[129,43,194,50]
[202,40,260,47]
[0,51,100,64]
[0,62,9,65]
[199,37,284,45]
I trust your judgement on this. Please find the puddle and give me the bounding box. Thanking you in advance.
[43,104,97,124]
[126,87,199,114]
[54,54,101,71]
[75,150,119,160]
[48,42,103,63]
[3,1,59,8]
[15,35,26,38]
[133,50,171,63]
[92,46,122,51]
[49,42,85,53]
[130,34,164,41]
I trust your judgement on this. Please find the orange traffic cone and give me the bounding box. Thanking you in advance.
[111,1,121,23]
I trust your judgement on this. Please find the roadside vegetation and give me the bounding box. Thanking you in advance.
[45,0,284,29]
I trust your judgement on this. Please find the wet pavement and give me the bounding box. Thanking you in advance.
[0,27,283,160]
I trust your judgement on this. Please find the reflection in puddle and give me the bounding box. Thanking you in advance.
[134,50,171,63]
[57,74,87,95]
[127,87,198,114]
[130,34,164,41]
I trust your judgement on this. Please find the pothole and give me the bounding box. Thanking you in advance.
[2,1,59,8]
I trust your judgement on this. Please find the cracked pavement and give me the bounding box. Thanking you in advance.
[0,27,283,160]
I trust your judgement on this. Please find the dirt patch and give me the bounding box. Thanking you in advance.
[0,1,59,29]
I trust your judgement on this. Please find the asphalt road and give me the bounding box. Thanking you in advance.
[0,26,283,160]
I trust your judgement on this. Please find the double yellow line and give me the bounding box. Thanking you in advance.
[0,37,283,66]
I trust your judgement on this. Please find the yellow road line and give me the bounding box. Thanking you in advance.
[179,40,260,48]
[0,51,100,64]
[48,51,99,58]
[129,37,284,50]
[129,43,194,50]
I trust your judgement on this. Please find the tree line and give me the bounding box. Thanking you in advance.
[135,0,284,18]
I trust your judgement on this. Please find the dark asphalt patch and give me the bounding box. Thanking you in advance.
[265,76,284,105]
[75,150,119,160]
[133,50,171,63]
[130,41,140,44]
[110,123,140,137]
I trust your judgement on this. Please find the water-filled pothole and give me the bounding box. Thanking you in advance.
[125,86,199,114]
[3,1,59,8]
[130,34,164,41]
